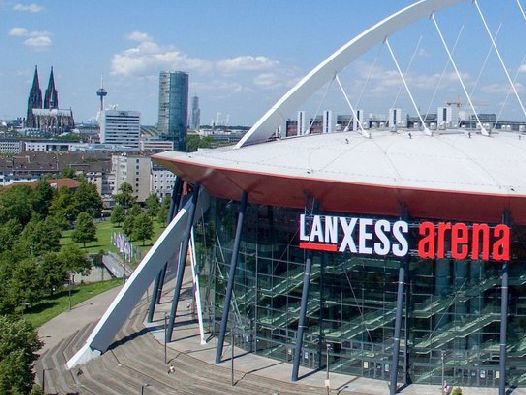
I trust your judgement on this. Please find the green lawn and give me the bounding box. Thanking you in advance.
[23,279,123,328]
[61,219,166,257]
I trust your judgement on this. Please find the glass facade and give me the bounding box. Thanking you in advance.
[157,71,188,151]
[194,196,526,388]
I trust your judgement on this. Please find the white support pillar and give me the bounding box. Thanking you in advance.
[67,190,210,368]
[385,38,432,136]
[189,227,206,345]
[431,13,489,136]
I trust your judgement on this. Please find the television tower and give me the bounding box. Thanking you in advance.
[96,75,107,111]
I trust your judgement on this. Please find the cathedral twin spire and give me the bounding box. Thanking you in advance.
[27,65,59,127]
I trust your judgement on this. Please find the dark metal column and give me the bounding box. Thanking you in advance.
[291,254,312,382]
[147,270,162,323]
[499,211,511,395]
[147,178,184,323]
[389,258,406,394]
[156,262,168,303]
[215,191,248,364]
[390,210,410,395]
[166,184,200,342]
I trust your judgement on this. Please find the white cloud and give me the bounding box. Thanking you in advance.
[217,56,279,73]
[8,27,29,36]
[111,32,284,79]
[24,35,51,50]
[127,31,153,43]
[13,3,43,12]
[8,26,52,50]
[481,82,524,94]
[519,64,526,73]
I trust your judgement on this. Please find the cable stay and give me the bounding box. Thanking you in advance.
[516,0,526,24]
[469,23,502,98]
[392,35,423,110]
[335,75,371,138]
[385,37,432,136]
[424,24,465,121]
[474,0,526,121]
[497,54,526,124]
[431,13,489,136]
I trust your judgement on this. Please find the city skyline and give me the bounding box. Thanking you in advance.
[2,0,526,126]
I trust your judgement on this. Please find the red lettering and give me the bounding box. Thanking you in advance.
[436,222,452,259]
[418,222,435,259]
[451,223,468,260]
[492,224,510,261]
[471,223,490,260]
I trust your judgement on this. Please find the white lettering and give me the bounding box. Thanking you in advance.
[309,215,324,242]
[339,217,358,253]
[374,219,391,255]
[300,214,309,241]
[392,221,409,257]
[324,216,338,244]
[359,218,373,254]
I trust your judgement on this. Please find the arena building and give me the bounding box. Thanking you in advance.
[68,1,526,394]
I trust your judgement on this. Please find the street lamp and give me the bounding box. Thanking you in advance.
[163,312,167,364]
[140,383,150,395]
[326,343,333,395]
[441,350,445,395]
[231,325,235,386]
[68,274,73,311]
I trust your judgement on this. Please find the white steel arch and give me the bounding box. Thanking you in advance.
[236,0,467,148]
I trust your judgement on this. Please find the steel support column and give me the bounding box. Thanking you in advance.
[156,262,167,304]
[215,191,249,364]
[147,178,184,323]
[166,184,200,342]
[291,254,312,382]
[499,211,511,395]
[389,259,406,394]
[390,210,409,395]
[146,270,162,323]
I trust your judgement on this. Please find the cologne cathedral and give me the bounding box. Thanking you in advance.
[26,66,74,134]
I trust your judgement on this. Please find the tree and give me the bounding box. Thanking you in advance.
[123,214,135,239]
[37,253,66,295]
[74,180,102,218]
[114,182,136,209]
[16,218,62,257]
[0,316,42,394]
[145,194,160,217]
[8,258,42,306]
[31,178,54,218]
[133,212,154,245]
[0,185,33,225]
[110,204,125,226]
[157,196,171,224]
[186,135,214,152]
[0,219,22,254]
[72,212,97,247]
[59,167,77,179]
[59,244,91,275]
[49,186,77,223]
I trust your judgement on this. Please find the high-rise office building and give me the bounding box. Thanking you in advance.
[100,110,140,148]
[189,96,200,130]
[157,71,188,151]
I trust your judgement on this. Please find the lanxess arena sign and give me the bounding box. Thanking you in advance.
[299,214,510,262]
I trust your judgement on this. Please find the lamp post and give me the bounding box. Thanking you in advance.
[68,274,73,311]
[164,312,167,364]
[441,350,445,395]
[140,383,150,395]
[326,343,332,395]
[231,325,235,386]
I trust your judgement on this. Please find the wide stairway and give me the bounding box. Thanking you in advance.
[34,297,323,394]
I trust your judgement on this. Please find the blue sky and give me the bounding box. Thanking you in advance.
[1,0,526,125]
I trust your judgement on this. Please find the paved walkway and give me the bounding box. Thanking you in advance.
[36,272,525,394]
[38,284,123,354]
